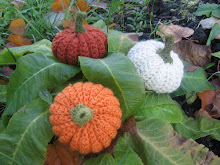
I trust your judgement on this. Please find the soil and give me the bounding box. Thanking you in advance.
[109,0,220,157]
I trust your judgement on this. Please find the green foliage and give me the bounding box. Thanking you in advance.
[212,51,220,58]
[79,52,145,121]
[135,91,182,123]
[173,111,220,141]
[195,3,220,18]
[206,23,220,46]
[4,52,80,116]
[0,39,52,65]
[84,136,143,165]
[0,85,7,103]
[171,64,213,97]
[135,117,219,165]
[0,100,53,165]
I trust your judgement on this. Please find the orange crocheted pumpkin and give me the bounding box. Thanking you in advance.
[52,11,108,65]
[49,82,122,154]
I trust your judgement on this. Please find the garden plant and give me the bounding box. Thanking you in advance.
[0,0,220,165]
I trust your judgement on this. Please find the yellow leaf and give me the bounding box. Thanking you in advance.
[63,19,75,29]
[8,18,26,36]
[50,0,70,12]
[76,0,90,12]
[6,33,31,46]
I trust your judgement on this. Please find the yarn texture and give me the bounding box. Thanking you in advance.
[127,39,184,93]
[52,12,108,65]
[49,82,122,154]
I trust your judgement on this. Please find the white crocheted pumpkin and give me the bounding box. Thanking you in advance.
[127,35,184,94]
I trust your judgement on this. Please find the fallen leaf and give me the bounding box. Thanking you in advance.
[44,140,83,165]
[156,23,194,43]
[63,19,75,29]
[0,66,14,77]
[197,90,216,109]
[197,89,220,118]
[184,65,199,72]
[10,0,25,7]
[44,144,61,165]
[50,0,70,12]
[173,40,211,67]
[195,108,211,118]
[6,33,31,46]
[8,18,26,36]
[76,0,90,12]
[199,16,220,30]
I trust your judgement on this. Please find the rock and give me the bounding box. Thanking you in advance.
[199,17,220,29]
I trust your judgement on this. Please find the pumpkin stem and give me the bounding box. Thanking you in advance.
[156,35,174,64]
[74,11,87,33]
[70,104,93,126]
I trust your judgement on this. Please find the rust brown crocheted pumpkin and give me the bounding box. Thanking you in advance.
[52,11,108,65]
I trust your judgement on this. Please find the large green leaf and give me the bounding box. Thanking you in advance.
[0,85,7,103]
[171,67,213,97]
[0,39,52,65]
[207,23,220,46]
[79,52,145,121]
[84,136,143,165]
[0,100,53,165]
[173,112,220,141]
[135,117,219,165]
[92,20,139,54]
[84,153,116,165]
[114,136,143,165]
[4,53,80,115]
[135,92,182,123]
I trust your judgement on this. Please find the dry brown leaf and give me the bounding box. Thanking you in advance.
[76,0,90,12]
[197,90,220,118]
[44,144,61,165]
[44,140,83,165]
[184,65,199,72]
[0,66,14,77]
[173,40,211,67]
[197,90,216,109]
[6,33,31,46]
[156,23,194,43]
[63,19,75,29]
[195,108,211,118]
[8,18,26,36]
[50,0,70,12]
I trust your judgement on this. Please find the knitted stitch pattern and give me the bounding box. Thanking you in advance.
[127,40,184,93]
[52,25,108,65]
[49,82,122,154]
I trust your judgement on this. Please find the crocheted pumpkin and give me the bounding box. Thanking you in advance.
[127,35,184,93]
[52,11,108,65]
[49,82,122,154]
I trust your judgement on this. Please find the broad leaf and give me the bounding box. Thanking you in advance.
[107,30,139,54]
[0,85,7,103]
[0,39,52,65]
[0,100,54,165]
[114,136,143,165]
[135,92,182,123]
[207,23,220,46]
[135,117,219,165]
[92,20,139,54]
[79,52,145,121]
[171,66,213,97]
[212,51,220,58]
[84,136,143,165]
[84,153,116,165]
[4,53,80,115]
[173,111,220,141]
[195,4,219,17]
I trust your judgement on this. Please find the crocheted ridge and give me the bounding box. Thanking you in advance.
[49,82,122,154]
[52,25,108,65]
[127,40,184,93]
